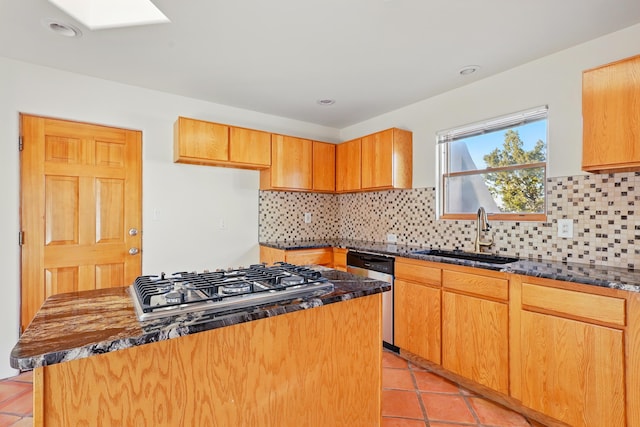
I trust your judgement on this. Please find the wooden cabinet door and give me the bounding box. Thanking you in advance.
[174,116,229,163]
[20,115,142,331]
[360,128,412,190]
[336,138,361,192]
[361,129,393,189]
[583,54,640,172]
[442,291,509,394]
[395,279,441,363]
[520,311,625,427]
[229,127,271,167]
[269,135,313,190]
[332,248,347,271]
[312,141,335,192]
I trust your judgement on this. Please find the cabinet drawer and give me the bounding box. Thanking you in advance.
[395,259,441,286]
[442,270,508,301]
[285,249,332,266]
[522,283,626,326]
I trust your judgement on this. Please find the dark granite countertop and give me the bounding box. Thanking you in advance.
[10,268,389,371]
[261,239,640,293]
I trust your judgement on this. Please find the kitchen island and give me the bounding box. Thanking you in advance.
[11,268,389,427]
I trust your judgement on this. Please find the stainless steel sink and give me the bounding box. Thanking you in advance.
[411,249,519,265]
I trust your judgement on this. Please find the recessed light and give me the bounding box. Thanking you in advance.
[459,65,481,76]
[317,99,336,106]
[42,19,82,37]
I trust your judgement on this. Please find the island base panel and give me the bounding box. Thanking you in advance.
[34,295,382,427]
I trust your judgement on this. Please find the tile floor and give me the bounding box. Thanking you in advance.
[0,370,33,427]
[382,350,542,427]
[0,352,542,427]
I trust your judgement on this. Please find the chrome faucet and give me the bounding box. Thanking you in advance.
[474,207,493,253]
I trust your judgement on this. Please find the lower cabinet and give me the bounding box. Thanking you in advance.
[520,311,624,427]
[441,269,509,395]
[394,257,442,364]
[395,279,441,363]
[259,245,333,267]
[516,278,627,427]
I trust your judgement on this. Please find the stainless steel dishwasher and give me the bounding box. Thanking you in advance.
[346,250,396,351]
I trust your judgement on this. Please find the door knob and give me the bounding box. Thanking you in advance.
[129,247,140,255]
[129,228,138,236]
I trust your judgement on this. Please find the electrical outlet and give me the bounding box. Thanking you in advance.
[386,233,397,243]
[304,212,312,224]
[557,219,573,238]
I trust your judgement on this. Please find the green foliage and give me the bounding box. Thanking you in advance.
[482,130,546,213]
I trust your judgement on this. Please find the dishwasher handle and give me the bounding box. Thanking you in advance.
[347,251,394,275]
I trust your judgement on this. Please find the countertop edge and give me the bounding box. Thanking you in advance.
[260,240,640,292]
[10,276,390,371]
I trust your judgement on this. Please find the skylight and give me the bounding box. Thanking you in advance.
[47,0,170,30]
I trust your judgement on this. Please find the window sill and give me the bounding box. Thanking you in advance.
[440,213,547,222]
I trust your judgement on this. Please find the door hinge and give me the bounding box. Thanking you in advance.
[18,231,24,246]
[18,136,23,151]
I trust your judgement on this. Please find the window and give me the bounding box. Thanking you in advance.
[437,106,548,220]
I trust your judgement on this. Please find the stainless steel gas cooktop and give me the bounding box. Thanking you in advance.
[130,263,334,321]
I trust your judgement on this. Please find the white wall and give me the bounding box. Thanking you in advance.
[0,57,339,379]
[341,23,640,188]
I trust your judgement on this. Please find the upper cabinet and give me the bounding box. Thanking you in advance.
[174,116,412,193]
[582,54,640,173]
[261,135,313,191]
[336,138,361,193]
[312,141,336,192]
[336,128,412,193]
[174,117,271,170]
[361,128,412,190]
[229,127,271,167]
[261,137,336,192]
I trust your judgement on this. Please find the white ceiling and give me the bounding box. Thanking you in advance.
[2,0,640,128]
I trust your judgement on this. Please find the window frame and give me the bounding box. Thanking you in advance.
[436,106,549,221]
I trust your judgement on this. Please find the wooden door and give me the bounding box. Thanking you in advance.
[270,135,313,190]
[335,138,361,192]
[229,126,271,167]
[442,291,509,394]
[312,141,335,192]
[582,54,640,172]
[521,311,625,426]
[361,129,393,189]
[173,116,229,163]
[394,279,441,363]
[20,115,142,331]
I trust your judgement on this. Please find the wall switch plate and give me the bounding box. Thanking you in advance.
[386,233,397,243]
[304,212,312,224]
[557,219,573,238]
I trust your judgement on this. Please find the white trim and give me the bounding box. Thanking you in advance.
[437,105,549,143]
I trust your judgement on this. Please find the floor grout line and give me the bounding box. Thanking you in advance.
[407,360,431,427]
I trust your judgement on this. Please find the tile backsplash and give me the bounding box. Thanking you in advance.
[259,172,640,269]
